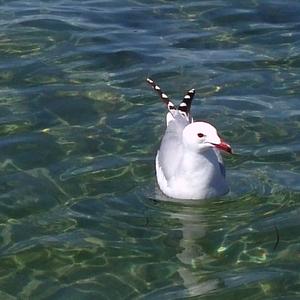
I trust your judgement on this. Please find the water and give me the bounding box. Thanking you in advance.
[0,0,300,299]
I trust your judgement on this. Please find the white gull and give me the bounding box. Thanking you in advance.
[147,78,232,200]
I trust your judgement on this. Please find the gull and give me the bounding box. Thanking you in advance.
[147,78,232,200]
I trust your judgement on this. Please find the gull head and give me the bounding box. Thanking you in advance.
[182,122,232,154]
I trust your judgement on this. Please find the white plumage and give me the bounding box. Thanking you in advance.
[147,78,232,200]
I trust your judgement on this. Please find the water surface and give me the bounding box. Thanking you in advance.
[0,0,300,299]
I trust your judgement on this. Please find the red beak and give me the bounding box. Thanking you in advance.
[215,140,232,154]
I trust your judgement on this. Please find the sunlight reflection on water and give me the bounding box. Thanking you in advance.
[0,0,300,299]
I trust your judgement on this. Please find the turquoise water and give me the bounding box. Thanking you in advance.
[1,0,300,299]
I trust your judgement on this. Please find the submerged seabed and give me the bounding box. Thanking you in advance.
[0,0,300,299]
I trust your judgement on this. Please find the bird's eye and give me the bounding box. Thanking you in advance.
[197,133,204,138]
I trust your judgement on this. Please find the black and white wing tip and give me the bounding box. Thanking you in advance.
[178,88,195,120]
[146,78,176,114]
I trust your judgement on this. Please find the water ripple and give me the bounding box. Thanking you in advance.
[0,0,300,299]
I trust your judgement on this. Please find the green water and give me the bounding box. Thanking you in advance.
[0,0,300,299]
